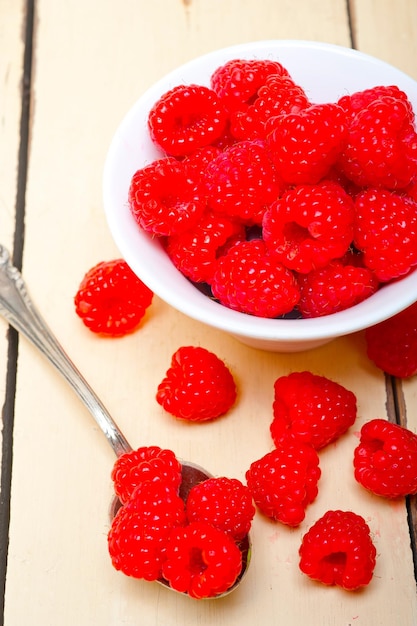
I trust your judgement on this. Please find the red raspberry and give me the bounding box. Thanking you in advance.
[166,210,245,284]
[230,74,311,140]
[299,510,377,590]
[338,85,415,123]
[266,102,347,184]
[204,140,282,225]
[245,440,321,526]
[270,371,357,451]
[107,481,186,581]
[262,181,355,274]
[354,188,417,282]
[210,58,290,114]
[297,260,379,318]
[365,301,417,378]
[353,418,417,498]
[128,157,205,237]
[211,239,300,318]
[186,477,255,541]
[74,260,153,337]
[147,84,227,157]
[162,521,242,599]
[111,446,182,505]
[183,145,222,180]
[156,346,237,421]
[338,95,417,189]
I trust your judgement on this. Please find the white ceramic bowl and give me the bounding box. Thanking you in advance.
[103,40,417,352]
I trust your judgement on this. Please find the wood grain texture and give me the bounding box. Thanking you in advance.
[1,1,417,624]
[350,0,417,79]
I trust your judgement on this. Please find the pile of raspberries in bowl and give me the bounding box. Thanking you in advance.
[103,40,417,352]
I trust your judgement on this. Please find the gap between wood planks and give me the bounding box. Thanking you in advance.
[0,0,35,623]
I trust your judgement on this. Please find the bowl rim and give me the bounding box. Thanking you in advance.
[103,39,417,342]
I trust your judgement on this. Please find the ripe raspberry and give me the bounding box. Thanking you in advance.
[74,260,153,337]
[230,74,311,140]
[299,510,377,590]
[262,181,355,274]
[353,418,417,498]
[128,157,205,237]
[107,481,186,581]
[166,210,245,284]
[365,301,417,378]
[297,260,379,318]
[161,521,242,599]
[266,102,347,184]
[210,58,290,114]
[204,140,282,224]
[245,440,321,526]
[338,95,417,189]
[354,188,417,282]
[211,239,300,318]
[156,346,237,421]
[270,371,357,451]
[186,477,255,541]
[111,446,182,505]
[338,85,415,123]
[183,145,222,180]
[148,84,227,156]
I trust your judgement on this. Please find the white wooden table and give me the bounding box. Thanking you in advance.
[1,1,416,624]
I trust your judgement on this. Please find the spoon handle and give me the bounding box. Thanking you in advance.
[0,245,132,458]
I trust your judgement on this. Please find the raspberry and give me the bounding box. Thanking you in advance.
[353,418,417,498]
[147,84,227,156]
[111,446,182,505]
[161,521,242,599]
[107,481,186,581]
[186,477,255,541]
[74,260,153,337]
[354,188,417,282]
[245,440,321,526]
[338,95,417,189]
[297,260,379,318]
[210,58,290,114]
[204,140,282,224]
[128,157,205,237]
[262,181,355,274]
[266,102,347,184]
[183,145,222,180]
[166,210,245,284]
[365,301,417,378]
[156,346,237,421]
[211,239,300,318]
[338,85,415,123]
[299,510,377,590]
[230,74,311,140]
[270,371,357,451]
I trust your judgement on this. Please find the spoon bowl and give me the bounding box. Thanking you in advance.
[0,244,251,598]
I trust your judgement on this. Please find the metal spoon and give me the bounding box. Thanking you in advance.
[0,244,250,598]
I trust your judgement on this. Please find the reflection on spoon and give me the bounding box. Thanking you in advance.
[0,245,251,598]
